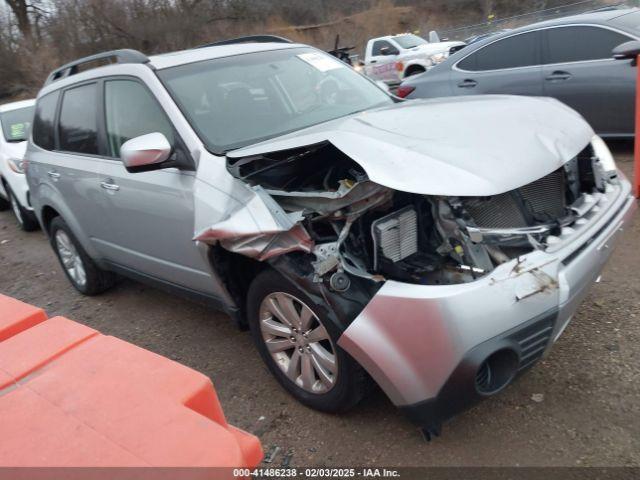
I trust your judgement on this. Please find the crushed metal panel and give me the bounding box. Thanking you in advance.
[194,185,304,242]
[219,224,314,261]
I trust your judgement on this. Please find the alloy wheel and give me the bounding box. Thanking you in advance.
[55,230,87,288]
[259,292,338,393]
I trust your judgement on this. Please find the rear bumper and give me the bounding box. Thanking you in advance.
[338,178,636,429]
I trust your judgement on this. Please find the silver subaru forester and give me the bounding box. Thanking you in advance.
[25,36,636,437]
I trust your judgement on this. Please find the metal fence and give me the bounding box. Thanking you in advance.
[435,0,640,42]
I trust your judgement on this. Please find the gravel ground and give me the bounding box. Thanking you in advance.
[0,143,638,467]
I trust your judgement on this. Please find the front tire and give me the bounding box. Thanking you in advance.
[247,269,370,413]
[49,217,116,295]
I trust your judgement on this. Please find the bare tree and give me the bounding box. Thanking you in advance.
[5,0,32,38]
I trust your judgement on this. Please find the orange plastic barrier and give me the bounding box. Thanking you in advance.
[0,294,262,469]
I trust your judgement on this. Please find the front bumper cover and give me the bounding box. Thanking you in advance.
[399,307,558,431]
[337,179,636,429]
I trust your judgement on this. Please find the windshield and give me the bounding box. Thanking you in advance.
[613,10,640,33]
[394,34,428,49]
[0,106,34,142]
[157,47,393,153]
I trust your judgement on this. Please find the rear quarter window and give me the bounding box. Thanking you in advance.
[32,92,60,150]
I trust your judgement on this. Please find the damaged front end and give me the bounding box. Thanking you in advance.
[197,135,620,293]
[194,126,635,434]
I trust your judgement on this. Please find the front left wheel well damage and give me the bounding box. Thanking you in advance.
[207,245,267,329]
[208,243,380,333]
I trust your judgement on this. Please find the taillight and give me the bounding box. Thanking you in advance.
[396,85,415,98]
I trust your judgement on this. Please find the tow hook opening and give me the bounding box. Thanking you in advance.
[475,349,519,396]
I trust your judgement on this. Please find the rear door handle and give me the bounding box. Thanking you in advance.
[100,180,120,192]
[47,170,60,180]
[545,70,572,81]
[370,60,377,64]
[457,79,477,88]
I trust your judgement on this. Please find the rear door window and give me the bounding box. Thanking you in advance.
[32,92,60,150]
[58,83,99,155]
[544,25,632,64]
[458,31,540,71]
[104,79,175,158]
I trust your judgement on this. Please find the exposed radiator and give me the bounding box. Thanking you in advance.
[519,168,566,220]
[372,206,418,269]
[464,168,567,228]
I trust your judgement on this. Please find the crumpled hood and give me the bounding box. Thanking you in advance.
[228,95,594,196]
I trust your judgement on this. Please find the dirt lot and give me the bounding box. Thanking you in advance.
[1,143,638,467]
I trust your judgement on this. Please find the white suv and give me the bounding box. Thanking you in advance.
[0,99,38,231]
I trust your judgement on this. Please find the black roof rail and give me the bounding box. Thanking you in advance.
[198,35,292,49]
[45,49,150,86]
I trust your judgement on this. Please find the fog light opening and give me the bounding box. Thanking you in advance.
[475,349,519,395]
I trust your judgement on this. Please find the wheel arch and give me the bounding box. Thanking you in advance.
[41,204,61,235]
[206,244,270,329]
[404,63,427,77]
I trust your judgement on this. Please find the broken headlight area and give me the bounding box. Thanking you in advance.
[206,136,618,290]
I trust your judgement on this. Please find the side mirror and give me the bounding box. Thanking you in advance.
[120,132,172,173]
[613,40,640,64]
[428,30,440,43]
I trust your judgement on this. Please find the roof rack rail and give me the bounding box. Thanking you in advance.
[198,35,292,49]
[45,49,150,86]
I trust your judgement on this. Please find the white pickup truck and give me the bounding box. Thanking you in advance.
[363,33,465,85]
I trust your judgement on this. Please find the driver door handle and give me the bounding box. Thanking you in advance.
[458,79,477,88]
[546,70,572,81]
[100,180,120,192]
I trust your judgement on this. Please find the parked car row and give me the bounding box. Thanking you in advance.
[0,28,636,438]
[398,7,640,137]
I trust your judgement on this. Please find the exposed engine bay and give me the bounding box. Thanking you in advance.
[195,136,620,292]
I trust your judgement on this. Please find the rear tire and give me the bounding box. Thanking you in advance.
[49,217,116,295]
[6,185,38,231]
[247,269,370,413]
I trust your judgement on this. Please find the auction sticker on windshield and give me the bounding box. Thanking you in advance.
[297,52,344,72]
